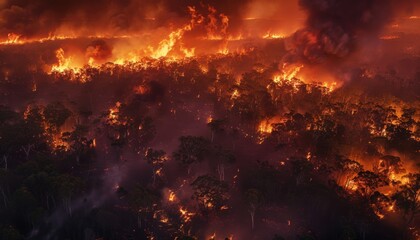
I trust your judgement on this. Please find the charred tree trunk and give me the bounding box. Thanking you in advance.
[217,163,225,181]
[2,155,7,171]
[21,144,33,161]
[0,187,7,208]
[249,204,256,230]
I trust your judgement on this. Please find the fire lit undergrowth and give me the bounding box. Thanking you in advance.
[0,53,419,240]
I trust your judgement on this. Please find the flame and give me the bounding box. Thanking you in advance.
[179,207,195,223]
[274,64,303,83]
[134,85,148,95]
[374,210,385,219]
[168,190,176,202]
[388,202,395,212]
[149,26,192,59]
[209,233,216,240]
[160,216,169,223]
[346,180,358,191]
[230,89,240,99]
[1,33,22,44]
[263,32,285,39]
[32,82,37,92]
[50,48,74,73]
[108,102,121,125]
[51,133,70,150]
[155,168,163,176]
[258,120,273,134]
[306,152,311,161]
[322,81,337,93]
[220,205,229,210]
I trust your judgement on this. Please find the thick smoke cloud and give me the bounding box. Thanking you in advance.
[285,0,419,63]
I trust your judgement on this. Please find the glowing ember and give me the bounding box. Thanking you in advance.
[179,207,195,223]
[168,190,176,202]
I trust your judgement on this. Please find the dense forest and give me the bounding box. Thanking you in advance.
[0,47,419,239]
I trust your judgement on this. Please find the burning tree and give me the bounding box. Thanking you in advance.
[392,173,420,227]
[353,171,388,198]
[145,148,167,185]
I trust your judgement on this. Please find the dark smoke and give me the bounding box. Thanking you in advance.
[85,40,113,63]
[285,0,419,63]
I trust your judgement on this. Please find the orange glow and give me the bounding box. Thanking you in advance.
[168,190,176,202]
[258,120,273,134]
[306,152,311,161]
[346,180,358,191]
[209,233,216,240]
[220,205,229,210]
[380,35,400,40]
[263,32,285,39]
[230,89,240,100]
[108,102,122,125]
[322,81,338,93]
[179,207,195,223]
[273,64,303,83]
[374,210,385,219]
[1,33,22,44]
[50,48,77,74]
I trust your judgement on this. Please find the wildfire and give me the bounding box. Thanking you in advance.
[108,102,121,125]
[258,120,273,134]
[306,152,311,161]
[276,64,304,82]
[51,133,70,151]
[346,180,358,191]
[153,210,170,224]
[263,32,285,39]
[179,207,195,223]
[322,81,338,93]
[50,48,84,76]
[230,89,240,100]
[209,233,216,240]
[1,33,22,44]
[388,202,396,212]
[149,26,192,59]
[155,168,163,176]
[168,190,176,202]
[374,210,385,219]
